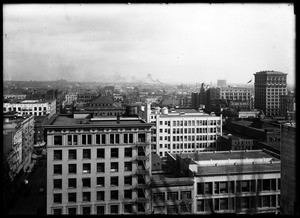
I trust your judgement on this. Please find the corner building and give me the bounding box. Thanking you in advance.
[44,115,153,215]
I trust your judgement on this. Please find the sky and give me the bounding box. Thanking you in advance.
[3,3,295,85]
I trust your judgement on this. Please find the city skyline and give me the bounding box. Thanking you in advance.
[4,4,295,85]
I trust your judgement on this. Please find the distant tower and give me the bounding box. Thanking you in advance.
[254,70,287,117]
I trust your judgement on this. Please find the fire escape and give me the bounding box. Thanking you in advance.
[132,135,151,214]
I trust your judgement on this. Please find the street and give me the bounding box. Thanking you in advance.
[7,158,47,215]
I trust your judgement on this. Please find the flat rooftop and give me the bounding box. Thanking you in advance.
[151,174,194,187]
[172,150,276,162]
[44,114,152,127]
[195,162,280,176]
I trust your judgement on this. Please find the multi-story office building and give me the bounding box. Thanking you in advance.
[279,93,295,119]
[220,87,253,101]
[43,115,153,215]
[65,93,78,105]
[3,99,56,117]
[4,94,27,100]
[3,112,35,174]
[280,123,298,214]
[138,105,222,157]
[254,71,287,117]
[167,150,281,214]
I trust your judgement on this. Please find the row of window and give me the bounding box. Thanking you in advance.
[158,142,217,150]
[53,161,133,174]
[53,203,142,215]
[54,133,147,146]
[53,147,133,160]
[3,106,47,111]
[53,189,134,204]
[153,191,192,201]
[153,204,192,214]
[3,108,47,116]
[171,135,217,142]
[158,120,220,127]
[54,175,133,189]
[197,195,279,212]
[197,179,280,195]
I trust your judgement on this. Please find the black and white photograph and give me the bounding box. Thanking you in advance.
[3,3,296,215]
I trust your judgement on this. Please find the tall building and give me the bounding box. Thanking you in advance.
[280,123,298,214]
[43,115,153,215]
[138,105,222,157]
[279,93,295,119]
[254,71,287,117]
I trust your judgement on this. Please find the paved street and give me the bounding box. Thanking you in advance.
[7,158,47,215]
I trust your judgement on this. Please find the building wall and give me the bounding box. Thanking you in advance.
[281,124,297,214]
[3,100,56,117]
[254,71,287,117]
[193,173,280,214]
[46,124,152,214]
[154,114,222,157]
[151,185,194,214]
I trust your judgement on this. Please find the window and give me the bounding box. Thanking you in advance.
[73,135,78,145]
[124,204,132,213]
[153,193,165,201]
[68,178,76,188]
[97,148,105,158]
[204,199,213,212]
[124,189,132,199]
[82,206,91,215]
[110,134,115,144]
[82,178,91,188]
[96,205,105,214]
[167,205,178,214]
[53,193,62,203]
[97,191,105,201]
[154,206,165,214]
[138,133,146,142]
[124,162,132,171]
[53,208,62,215]
[82,135,86,145]
[68,149,76,160]
[68,193,76,203]
[68,135,72,145]
[54,150,62,160]
[111,176,119,186]
[53,179,62,189]
[97,163,105,173]
[97,177,105,187]
[197,199,204,212]
[54,136,63,145]
[110,205,119,214]
[111,148,119,158]
[111,162,118,172]
[180,204,191,213]
[87,134,92,144]
[83,163,91,173]
[82,192,91,202]
[68,164,77,174]
[83,149,91,159]
[54,165,62,175]
[181,191,191,200]
[111,190,119,200]
[124,176,132,185]
[68,207,77,215]
[124,148,132,157]
[167,192,178,201]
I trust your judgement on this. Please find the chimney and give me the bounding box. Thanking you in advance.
[117,115,120,124]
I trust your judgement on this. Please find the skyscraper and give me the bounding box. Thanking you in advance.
[254,71,287,116]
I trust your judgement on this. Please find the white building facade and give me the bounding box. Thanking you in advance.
[3,100,56,117]
[138,105,222,157]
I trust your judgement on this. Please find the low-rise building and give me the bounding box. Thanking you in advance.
[167,150,281,214]
[3,99,56,117]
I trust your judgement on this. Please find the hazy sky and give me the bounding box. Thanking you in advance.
[3,3,295,85]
